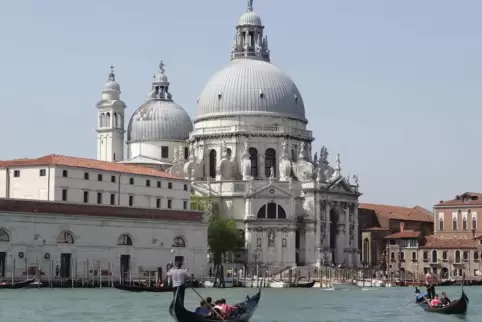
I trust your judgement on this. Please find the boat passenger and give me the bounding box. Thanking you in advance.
[430,294,441,307]
[440,292,451,306]
[214,300,226,315]
[195,300,211,316]
[206,296,215,307]
[220,298,235,316]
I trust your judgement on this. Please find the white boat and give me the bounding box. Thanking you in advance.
[202,278,236,288]
[331,280,361,290]
[355,279,386,288]
[269,281,289,288]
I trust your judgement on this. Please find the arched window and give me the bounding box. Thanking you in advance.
[463,216,467,231]
[267,202,277,219]
[0,229,9,242]
[363,238,369,264]
[257,203,286,219]
[113,113,118,128]
[172,236,186,247]
[209,150,216,178]
[106,112,111,127]
[439,215,444,231]
[100,113,105,127]
[257,205,266,219]
[455,250,461,263]
[249,148,258,178]
[453,213,458,230]
[474,251,479,261]
[57,231,74,244]
[431,250,437,263]
[264,148,276,177]
[117,234,133,246]
[237,229,245,248]
[277,205,287,219]
[470,210,477,230]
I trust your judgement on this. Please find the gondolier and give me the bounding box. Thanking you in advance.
[425,270,438,299]
[167,261,188,306]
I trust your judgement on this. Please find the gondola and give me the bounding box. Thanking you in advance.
[114,283,173,293]
[169,281,262,322]
[0,277,36,289]
[414,287,469,315]
[291,280,315,288]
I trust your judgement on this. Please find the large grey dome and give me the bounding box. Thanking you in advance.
[127,61,193,142]
[195,59,306,122]
[127,100,193,142]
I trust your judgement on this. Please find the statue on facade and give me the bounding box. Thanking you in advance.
[268,230,275,248]
[270,166,275,179]
[256,237,262,248]
[282,238,287,248]
[353,174,359,186]
[288,176,293,190]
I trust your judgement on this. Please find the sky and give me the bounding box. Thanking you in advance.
[0,0,481,209]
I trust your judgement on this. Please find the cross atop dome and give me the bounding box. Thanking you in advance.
[108,65,116,81]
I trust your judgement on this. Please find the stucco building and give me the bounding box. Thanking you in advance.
[384,192,482,281]
[0,199,207,281]
[0,154,190,210]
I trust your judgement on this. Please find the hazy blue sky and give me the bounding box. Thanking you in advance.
[0,0,481,208]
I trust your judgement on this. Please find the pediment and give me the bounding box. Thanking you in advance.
[248,182,294,199]
[328,178,357,194]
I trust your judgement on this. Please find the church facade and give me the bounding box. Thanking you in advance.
[167,1,362,268]
[92,0,362,269]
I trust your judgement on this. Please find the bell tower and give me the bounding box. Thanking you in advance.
[96,66,126,162]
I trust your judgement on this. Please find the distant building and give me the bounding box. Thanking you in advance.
[359,203,433,268]
[0,198,207,280]
[386,192,482,281]
[0,154,190,210]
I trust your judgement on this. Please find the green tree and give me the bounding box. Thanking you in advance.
[191,195,240,287]
[208,214,240,287]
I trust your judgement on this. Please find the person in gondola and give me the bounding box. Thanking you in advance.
[425,270,438,299]
[194,300,211,316]
[430,294,441,307]
[167,261,188,306]
[206,297,215,307]
[440,292,451,306]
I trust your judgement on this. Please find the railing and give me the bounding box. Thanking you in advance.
[190,125,313,139]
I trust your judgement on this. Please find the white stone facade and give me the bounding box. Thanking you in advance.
[172,2,362,269]
[0,165,190,211]
[0,208,207,280]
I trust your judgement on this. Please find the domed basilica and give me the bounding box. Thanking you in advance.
[95,0,361,268]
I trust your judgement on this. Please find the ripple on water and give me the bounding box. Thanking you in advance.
[0,286,480,321]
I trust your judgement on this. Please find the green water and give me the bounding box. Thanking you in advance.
[0,286,478,321]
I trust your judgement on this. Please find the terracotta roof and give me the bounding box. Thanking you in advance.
[0,198,203,222]
[362,226,389,232]
[385,230,421,239]
[359,203,433,223]
[0,154,182,180]
[434,192,482,207]
[419,235,478,249]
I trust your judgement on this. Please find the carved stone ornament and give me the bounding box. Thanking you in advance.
[349,225,355,242]
[294,160,314,182]
[320,225,326,243]
[268,229,275,248]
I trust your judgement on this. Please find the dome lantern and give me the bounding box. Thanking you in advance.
[232,0,270,62]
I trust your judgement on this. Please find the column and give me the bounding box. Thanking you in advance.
[324,201,331,262]
[344,203,352,267]
[245,197,254,219]
[315,197,322,267]
[353,203,360,267]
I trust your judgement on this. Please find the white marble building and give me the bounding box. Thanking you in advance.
[177,1,362,268]
[0,199,207,280]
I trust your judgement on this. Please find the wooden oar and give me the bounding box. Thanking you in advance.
[191,287,227,322]
[397,295,417,311]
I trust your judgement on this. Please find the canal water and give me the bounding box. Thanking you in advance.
[0,286,479,321]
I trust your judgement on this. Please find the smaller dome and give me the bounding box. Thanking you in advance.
[127,100,193,142]
[238,11,262,26]
[103,66,120,92]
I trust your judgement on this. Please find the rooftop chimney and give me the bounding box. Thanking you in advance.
[400,221,405,232]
